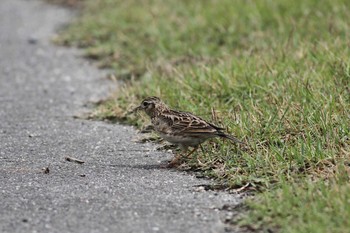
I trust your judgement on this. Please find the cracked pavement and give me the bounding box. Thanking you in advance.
[0,0,242,232]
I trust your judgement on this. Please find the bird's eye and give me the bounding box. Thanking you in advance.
[142,101,149,107]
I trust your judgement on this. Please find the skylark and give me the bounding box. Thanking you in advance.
[133,96,244,167]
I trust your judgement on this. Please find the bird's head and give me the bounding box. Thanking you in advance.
[133,96,169,117]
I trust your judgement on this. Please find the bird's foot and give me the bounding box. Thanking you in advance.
[160,154,182,168]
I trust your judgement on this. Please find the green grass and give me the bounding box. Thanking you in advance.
[58,0,350,231]
[244,165,350,233]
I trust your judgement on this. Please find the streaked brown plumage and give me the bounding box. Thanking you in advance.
[134,96,243,166]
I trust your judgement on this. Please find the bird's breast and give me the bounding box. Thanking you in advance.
[151,118,170,134]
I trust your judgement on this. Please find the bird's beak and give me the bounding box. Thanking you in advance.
[128,105,142,115]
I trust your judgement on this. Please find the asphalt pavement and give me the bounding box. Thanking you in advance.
[0,0,242,232]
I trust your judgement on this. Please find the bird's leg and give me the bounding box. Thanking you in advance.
[166,153,182,168]
[166,146,198,168]
[185,146,199,158]
[166,146,187,168]
[199,144,205,154]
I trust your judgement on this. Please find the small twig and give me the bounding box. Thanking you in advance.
[230,183,251,194]
[42,164,51,174]
[65,156,85,164]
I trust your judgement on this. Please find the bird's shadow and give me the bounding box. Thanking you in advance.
[106,163,170,170]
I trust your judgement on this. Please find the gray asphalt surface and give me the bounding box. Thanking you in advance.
[0,0,242,232]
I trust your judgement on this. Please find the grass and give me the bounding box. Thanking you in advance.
[58,0,350,232]
[243,165,350,233]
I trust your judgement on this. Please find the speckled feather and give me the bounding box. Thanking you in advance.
[136,96,243,148]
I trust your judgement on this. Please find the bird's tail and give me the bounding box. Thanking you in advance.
[217,132,245,145]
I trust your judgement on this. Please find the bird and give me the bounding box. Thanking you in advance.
[133,96,244,167]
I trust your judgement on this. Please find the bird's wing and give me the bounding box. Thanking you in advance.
[162,110,219,136]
